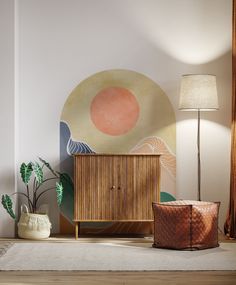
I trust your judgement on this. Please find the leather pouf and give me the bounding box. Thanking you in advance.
[152,200,220,250]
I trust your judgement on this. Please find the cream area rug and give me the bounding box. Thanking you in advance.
[0,242,13,258]
[0,242,235,271]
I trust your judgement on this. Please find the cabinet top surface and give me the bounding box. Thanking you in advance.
[73,153,161,156]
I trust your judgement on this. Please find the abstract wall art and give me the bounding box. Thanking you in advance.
[60,69,176,234]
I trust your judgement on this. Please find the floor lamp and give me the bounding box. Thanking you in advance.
[179,74,219,201]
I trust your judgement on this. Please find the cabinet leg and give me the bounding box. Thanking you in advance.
[75,222,80,239]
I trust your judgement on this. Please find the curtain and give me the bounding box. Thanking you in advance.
[224,0,236,238]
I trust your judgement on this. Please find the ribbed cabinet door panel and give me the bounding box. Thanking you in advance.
[111,155,127,220]
[126,155,160,220]
[74,155,113,220]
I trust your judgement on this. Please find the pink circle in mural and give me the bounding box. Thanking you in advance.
[90,87,140,136]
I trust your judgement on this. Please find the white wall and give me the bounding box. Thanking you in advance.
[0,0,232,236]
[0,0,15,237]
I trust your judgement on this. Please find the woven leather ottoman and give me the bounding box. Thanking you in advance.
[152,200,220,250]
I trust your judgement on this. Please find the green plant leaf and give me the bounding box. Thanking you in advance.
[1,195,15,219]
[20,162,33,185]
[33,162,43,185]
[56,182,63,206]
[38,157,57,176]
[59,173,73,188]
[59,173,74,221]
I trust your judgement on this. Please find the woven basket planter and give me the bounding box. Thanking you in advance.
[17,205,51,240]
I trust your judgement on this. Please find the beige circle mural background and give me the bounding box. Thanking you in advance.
[61,69,176,154]
[60,69,176,234]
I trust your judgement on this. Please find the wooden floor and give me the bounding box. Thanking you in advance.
[0,234,235,285]
[0,271,236,285]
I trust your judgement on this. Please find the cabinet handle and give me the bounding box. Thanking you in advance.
[110,186,121,190]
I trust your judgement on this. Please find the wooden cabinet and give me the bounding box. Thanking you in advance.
[74,154,160,238]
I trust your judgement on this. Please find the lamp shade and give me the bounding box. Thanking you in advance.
[179,74,218,110]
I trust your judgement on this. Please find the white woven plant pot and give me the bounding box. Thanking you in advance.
[17,205,51,240]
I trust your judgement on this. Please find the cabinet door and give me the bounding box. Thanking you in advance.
[125,155,160,220]
[111,155,160,220]
[74,155,115,221]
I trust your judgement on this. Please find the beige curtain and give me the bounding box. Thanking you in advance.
[224,0,236,238]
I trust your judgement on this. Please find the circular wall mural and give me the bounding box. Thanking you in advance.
[60,69,176,234]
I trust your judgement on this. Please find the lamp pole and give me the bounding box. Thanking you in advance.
[197,110,201,201]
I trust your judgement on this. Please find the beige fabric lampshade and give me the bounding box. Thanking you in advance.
[179,74,219,110]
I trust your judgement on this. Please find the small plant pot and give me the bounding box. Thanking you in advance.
[17,204,51,240]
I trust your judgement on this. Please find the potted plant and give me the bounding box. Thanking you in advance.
[1,157,68,239]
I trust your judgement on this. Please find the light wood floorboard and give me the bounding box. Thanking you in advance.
[0,271,236,285]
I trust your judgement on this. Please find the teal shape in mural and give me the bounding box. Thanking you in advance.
[160,192,176,202]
